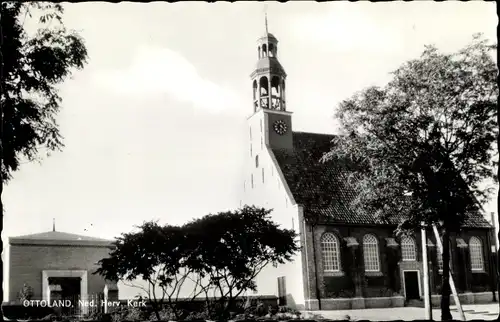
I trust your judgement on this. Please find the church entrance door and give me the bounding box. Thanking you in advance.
[49,277,81,315]
[403,271,420,300]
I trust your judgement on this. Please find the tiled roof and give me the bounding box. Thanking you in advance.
[10,231,114,246]
[271,131,492,229]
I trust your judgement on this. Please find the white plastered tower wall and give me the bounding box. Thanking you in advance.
[242,23,305,307]
[243,109,305,309]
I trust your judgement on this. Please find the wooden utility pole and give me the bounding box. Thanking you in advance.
[488,212,498,302]
[491,212,498,251]
[432,225,466,321]
[421,223,432,320]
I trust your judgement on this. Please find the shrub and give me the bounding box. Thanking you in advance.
[18,283,34,301]
[183,310,211,321]
[110,309,127,322]
[267,305,278,316]
[1,304,55,320]
[232,303,303,321]
[86,312,112,322]
[149,306,178,321]
[244,301,268,317]
[125,306,148,321]
[87,311,104,321]
[110,306,147,322]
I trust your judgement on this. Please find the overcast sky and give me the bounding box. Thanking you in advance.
[3,2,497,244]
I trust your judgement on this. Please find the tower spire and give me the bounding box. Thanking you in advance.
[53,218,55,232]
[264,4,268,34]
[265,12,268,34]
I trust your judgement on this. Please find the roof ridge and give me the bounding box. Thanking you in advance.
[10,230,112,242]
[293,130,337,136]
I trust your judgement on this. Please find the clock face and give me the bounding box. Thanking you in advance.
[273,120,288,135]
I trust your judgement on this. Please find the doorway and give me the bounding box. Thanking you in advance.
[403,271,421,300]
[43,270,88,315]
[49,277,81,315]
[277,276,287,306]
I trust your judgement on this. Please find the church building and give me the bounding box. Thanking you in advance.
[6,223,118,315]
[242,22,497,310]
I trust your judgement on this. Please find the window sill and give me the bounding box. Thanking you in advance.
[365,271,383,277]
[324,271,345,277]
[471,270,486,274]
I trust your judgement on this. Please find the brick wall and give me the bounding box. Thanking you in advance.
[302,222,495,305]
[9,244,113,301]
[303,224,401,301]
[429,229,496,295]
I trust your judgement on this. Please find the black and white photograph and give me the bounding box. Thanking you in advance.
[1,1,498,322]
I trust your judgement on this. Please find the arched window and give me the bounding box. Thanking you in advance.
[401,236,417,261]
[269,44,274,57]
[363,234,380,272]
[255,155,259,168]
[271,76,281,110]
[251,174,254,188]
[262,168,265,183]
[259,77,269,109]
[321,233,340,272]
[469,237,484,271]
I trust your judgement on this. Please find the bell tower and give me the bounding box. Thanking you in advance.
[248,14,293,151]
[251,14,287,112]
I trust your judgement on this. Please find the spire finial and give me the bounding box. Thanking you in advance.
[264,4,268,34]
[53,218,55,232]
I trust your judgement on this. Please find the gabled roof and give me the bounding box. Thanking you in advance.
[9,231,114,247]
[271,131,492,229]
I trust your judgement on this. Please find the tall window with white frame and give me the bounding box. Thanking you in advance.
[321,233,340,272]
[469,237,484,271]
[363,234,380,272]
[401,236,417,261]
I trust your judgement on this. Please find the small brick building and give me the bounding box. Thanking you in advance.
[242,26,497,310]
[8,229,118,314]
